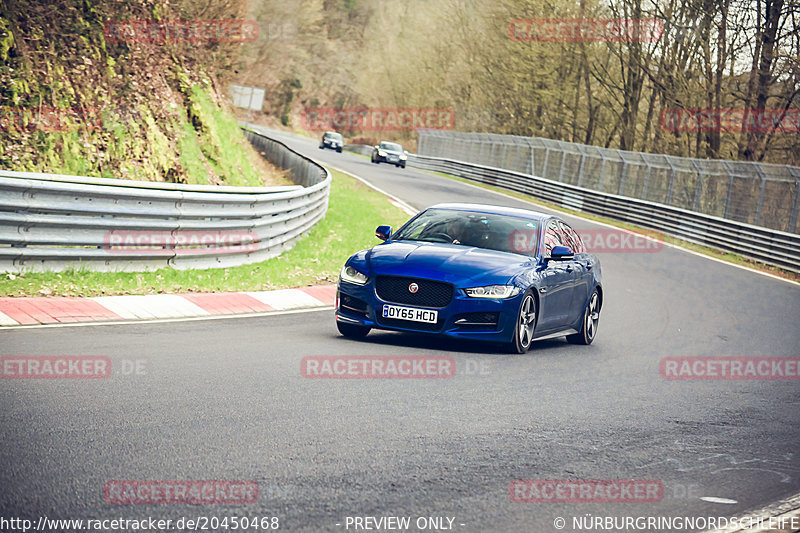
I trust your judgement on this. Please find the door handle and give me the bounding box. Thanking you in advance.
[565,265,573,273]
[585,261,593,270]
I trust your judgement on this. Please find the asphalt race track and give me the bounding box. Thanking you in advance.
[1,128,799,532]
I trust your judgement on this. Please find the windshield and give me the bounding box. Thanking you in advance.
[324,132,342,141]
[380,142,402,151]
[392,208,540,256]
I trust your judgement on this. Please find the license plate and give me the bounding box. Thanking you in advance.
[388,156,398,161]
[382,305,438,324]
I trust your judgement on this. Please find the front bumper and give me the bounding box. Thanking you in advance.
[336,280,521,343]
[376,153,405,164]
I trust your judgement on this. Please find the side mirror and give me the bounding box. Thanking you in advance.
[375,225,392,241]
[549,245,574,261]
[374,145,380,150]
[404,150,409,155]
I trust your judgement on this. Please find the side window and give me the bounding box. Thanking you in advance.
[544,220,562,255]
[558,220,583,253]
[570,227,585,253]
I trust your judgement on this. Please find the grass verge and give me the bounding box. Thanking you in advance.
[0,170,410,297]
[425,170,800,282]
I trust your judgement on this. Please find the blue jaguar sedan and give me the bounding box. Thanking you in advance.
[335,203,603,353]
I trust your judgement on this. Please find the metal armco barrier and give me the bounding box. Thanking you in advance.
[417,130,800,235]
[343,144,374,157]
[400,152,800,273]
[0,128,331,272]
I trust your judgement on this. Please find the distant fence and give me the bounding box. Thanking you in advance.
[404,153,800,273]
[0,128,330,273]
[417,130,800,235]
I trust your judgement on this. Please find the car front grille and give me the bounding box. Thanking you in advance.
[375,276,454,308]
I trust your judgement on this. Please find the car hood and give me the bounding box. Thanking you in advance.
[365,241,532,285]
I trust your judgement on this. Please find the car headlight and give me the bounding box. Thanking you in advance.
[340,265,369,285]
[400,153,407,160]
[378,150,387,157]
[464,285,520,299]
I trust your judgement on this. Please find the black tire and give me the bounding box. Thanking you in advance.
[566,289,600,345]
[337,321,370,338]
[509,291,536,354]
[400,162,406,168]
[337,147,342,153]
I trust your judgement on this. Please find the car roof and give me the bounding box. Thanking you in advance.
[426,203,551,222]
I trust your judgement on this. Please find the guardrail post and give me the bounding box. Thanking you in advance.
[665,159,676,205]
[597,153,607,192]
[542,147,551,180]
[691,160,704,212]
[526,139,536,175]
[789,167,800,233]
[558,150,567,182]
[754,163,767,226]
[642,160,652,200]
[577,152,587,187]
[721,161,735,219]
[618,153,630,195]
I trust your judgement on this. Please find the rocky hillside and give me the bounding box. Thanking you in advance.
[0,0,286,186]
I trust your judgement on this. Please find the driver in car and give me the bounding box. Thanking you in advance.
[445,218,466,245]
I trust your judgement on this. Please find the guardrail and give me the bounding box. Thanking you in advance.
[417,130,800,235]
[343,144,374,158]
[0,128,331,273]
[388,151,800,273]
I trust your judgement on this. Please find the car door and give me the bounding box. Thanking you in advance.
[537,220,578,332]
